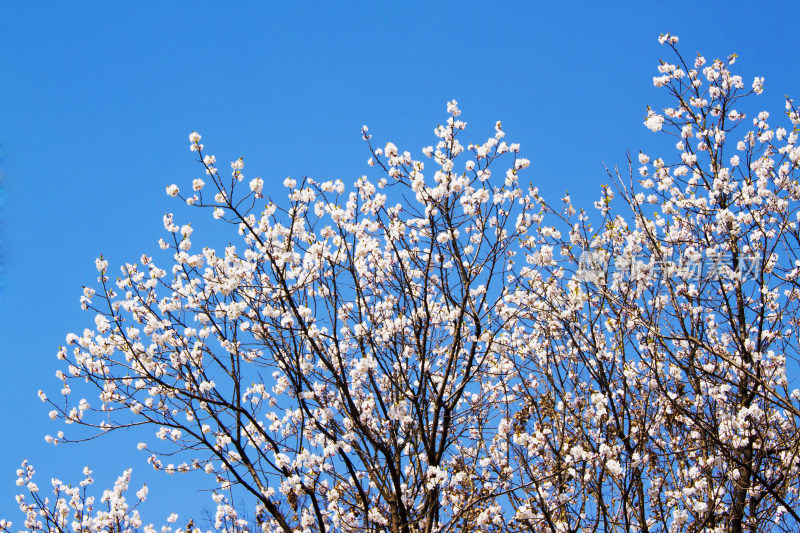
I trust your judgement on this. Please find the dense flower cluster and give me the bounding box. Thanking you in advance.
[4,35,800,533]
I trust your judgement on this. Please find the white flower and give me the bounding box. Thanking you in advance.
[657,33,679,44]
[250,177,264,194]
[447,99,461,116]
[189,132,201,143]
[166,184,180,197]
[368,507,388,526]
[752,76,764,95]
[644,112,664,132]
[605,459,623,476]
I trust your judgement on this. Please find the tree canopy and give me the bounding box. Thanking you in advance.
[5,34,800,533]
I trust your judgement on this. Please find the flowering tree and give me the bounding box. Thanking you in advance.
[4,34,800,533]
[500,36,800,533]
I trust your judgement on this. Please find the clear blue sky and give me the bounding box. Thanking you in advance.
[1,1,798,525]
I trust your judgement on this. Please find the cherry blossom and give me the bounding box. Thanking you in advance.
[5,35,800,533]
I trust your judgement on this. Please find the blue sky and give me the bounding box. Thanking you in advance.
[2,1,799,525]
